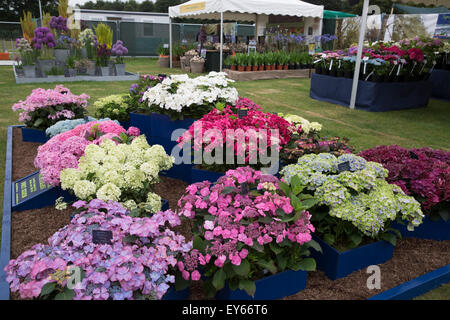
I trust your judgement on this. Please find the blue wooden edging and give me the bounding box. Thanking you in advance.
[21,127,49,144]
[368,264,450,300]
[215,269,307,300]
[391,217,450,241]
[0,126,15,300]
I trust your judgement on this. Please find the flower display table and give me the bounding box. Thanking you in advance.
[310,73,432,111]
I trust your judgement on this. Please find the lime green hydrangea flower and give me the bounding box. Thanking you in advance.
[281,153,424,237]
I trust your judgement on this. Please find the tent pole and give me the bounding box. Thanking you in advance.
[349,0,369,110]
[169,17,173,69]
[220,11,224,72]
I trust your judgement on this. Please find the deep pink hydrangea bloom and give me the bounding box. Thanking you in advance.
[359,145,450,213]
[177,166,315,282]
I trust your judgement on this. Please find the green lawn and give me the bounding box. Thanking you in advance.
[0,57,449,299]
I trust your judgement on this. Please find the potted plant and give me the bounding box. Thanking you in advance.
[93,94,133,126]
[176,167,319,299]
[33,27,56,75]
[257,53,265,71]
[263,53,272,71]
[65,54,76,77]
[74,58,90,75]
[111,40,128,76]
[281,153,424,280]
[190,55,205,73]
[223,54,233,70]
[94,23,113,76]
[95,44,111,76]
[157,44,170,68]
[15,38,36,78]
[245,54,252,72]
[359,145,450,240]
[11,85,90,143]
[236,53,246,72]
[50,16,70,63]
[79,28,96,61]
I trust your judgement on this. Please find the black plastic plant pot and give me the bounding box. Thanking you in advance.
[336,70,344,78]
[344,71,353,78]
[329,69,337,77]
[315,65,322,74]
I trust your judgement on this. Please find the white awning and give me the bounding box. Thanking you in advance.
[168,0,324,21]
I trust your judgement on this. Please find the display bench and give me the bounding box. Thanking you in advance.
[13,65,140,84]
[310,73,432,112]
[430,69,450,102]
[224,68,313,82]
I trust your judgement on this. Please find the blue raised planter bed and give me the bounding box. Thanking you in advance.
[130,111,151,143]
[191,166,225,184]
[310,235,394,280]
[21,127,49,143]
[150,113,195,140]
[391,216,450,241]
[310,73,431,112]
[430,69,450,102]
[215,269,307,300]
[162,286,190,300]
[119,120,131,130]
[151,136,193,183]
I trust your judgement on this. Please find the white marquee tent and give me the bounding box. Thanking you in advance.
[168,0,324,71]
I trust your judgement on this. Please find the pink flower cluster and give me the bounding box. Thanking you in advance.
[177,167,315,281]
[12,85,89,125]
[177,102,298,163]
[359,145,450,212]
[4,199,192,300]
[34,120,140,186]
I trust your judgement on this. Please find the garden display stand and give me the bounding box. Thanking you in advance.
[13,65,140,84]
[310,73,432,112]
[2,125,450,300]
[310,235,394,280]
[190,167,225,184]
[215,269,307,300]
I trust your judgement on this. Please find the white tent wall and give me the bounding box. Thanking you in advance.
[168,0,324,71]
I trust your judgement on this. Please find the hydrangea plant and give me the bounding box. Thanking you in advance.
[45,117,117,138]
[359,145,450,220]
[93,94,132,122]
[126,74,164,111]
[35,120,139,186]
[60,135,174,216]
[12,85,89,130]
[142,72,239,120]
[176,167,320,297]
[281,153,424,250]
[4,199,192,300]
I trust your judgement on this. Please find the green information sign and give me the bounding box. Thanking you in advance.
[12,171,52,206]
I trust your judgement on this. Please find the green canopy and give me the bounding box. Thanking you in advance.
[393,3,449,14]
[323,10,357,19]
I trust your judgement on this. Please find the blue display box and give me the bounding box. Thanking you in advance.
[310,73,431,112]
[191,166,225,184]
[391,216,450,241]
[21,127,49,143]
[162,286,190,300]
[119,120,131,130]
[151,136,193,183]
[310,235,394,280]
[150,113,195,140]
[129,111,151,143]
[215,269,308,300]
[430,69,450,102]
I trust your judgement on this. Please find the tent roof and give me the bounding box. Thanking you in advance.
[168,0,323,21]
[393,3,449,14]
[323,10,357,19]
